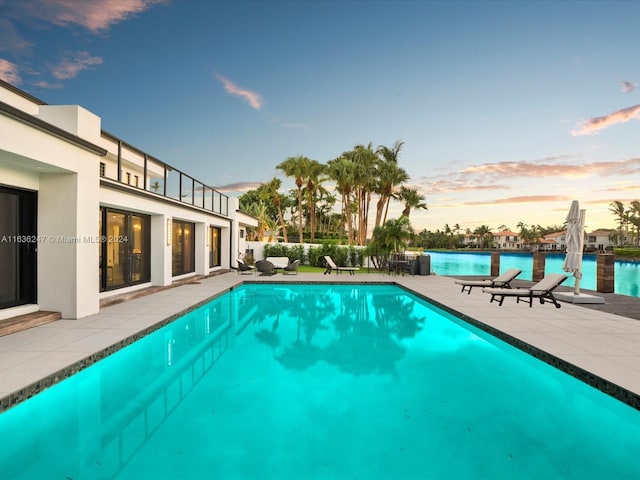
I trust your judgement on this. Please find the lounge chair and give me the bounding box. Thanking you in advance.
[237,258,255,275]
[323,255,359,275]
[454,268,522,294]
[255,259,276,276]
[283,259,300,275]
[482,273,568,308]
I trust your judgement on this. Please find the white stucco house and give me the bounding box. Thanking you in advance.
[491,230,523,250]
[0,79,257,321]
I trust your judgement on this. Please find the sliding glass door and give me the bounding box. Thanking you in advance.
[0,186,37,309]
[209,226,221,268]
[172,220,195,276]
[99,208,150,291]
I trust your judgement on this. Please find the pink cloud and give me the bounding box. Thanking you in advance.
[572,104,640,136]
[215,181,263,193]
[51,52,103,80]
[0,59,21,84]
[15,0,167,33]
[420,157,640,196]
[464,195,571,206]
[214,74,263,110]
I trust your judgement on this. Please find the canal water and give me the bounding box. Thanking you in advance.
[424,251,640,298]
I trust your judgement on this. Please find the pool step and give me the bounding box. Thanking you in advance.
[0,311,62,337]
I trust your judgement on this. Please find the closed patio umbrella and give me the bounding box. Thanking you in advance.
[562,200,586,295]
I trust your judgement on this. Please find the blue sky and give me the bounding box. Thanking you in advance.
[2,0,639,233]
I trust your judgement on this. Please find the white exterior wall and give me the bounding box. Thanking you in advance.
[100,185,232,288]
[0,86,40,115]
[38,105,102,144]
[1,79,257,320]
[1,104,102,319]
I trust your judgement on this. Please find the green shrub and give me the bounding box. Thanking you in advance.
[306,244,363,267]
[614,248,640,259]
[263,244,306,263]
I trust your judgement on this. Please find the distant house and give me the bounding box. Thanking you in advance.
[461,234,480,248]
[586,229,617,252]
[491,230,523,250]
[541,229,620,252]
[541,231,566,251]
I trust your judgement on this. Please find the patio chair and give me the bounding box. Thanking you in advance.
[255,259,276,276]
[454,268,522,294]
[482,273,568,308]
[323,255,359,275]
[367,255,388,274]
[237,258,255,275]
[283,259,300,275]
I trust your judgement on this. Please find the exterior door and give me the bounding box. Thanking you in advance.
[0,186,37,309]
[99,208,150,291]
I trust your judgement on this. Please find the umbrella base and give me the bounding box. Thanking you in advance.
[555,292,605,304]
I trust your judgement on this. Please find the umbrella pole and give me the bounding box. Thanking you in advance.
[574,209,586,295]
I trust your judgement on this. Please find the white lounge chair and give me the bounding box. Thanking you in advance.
[482,273,568,308]
[323,255,359,275]
[454,268,522,294]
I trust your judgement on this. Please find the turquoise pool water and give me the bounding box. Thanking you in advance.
[426,251,640,297]
[1,284,639,479]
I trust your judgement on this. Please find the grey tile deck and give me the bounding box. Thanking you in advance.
[1,271,640,412]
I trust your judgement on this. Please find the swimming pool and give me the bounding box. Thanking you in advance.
[1,283,639,479]
[426,251,640,298]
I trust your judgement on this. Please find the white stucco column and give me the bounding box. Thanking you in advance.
[38,172,100,319]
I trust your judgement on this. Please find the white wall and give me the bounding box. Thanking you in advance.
[100,185,233,286]
[1,108,102,319]
[1,81,251,319]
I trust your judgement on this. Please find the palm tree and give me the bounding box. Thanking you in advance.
[374,141,409,231]
[630,200,640,246]
[304,160,326,243]
[349,143,378,245]
[397,186,427,218]
[609,201,627,246]
[474,225,493,248]
[258,178,288,242]
[243,200,270,240]
[375,141,408,224]
[277,155,311,243]
[327,156,357,244]
[368,216,414,255]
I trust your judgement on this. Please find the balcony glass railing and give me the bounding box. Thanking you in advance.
[100,134,229,217]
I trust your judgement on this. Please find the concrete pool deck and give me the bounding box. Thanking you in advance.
[1,271,640,412]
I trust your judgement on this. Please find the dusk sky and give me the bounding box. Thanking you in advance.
[2,0,639,233]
